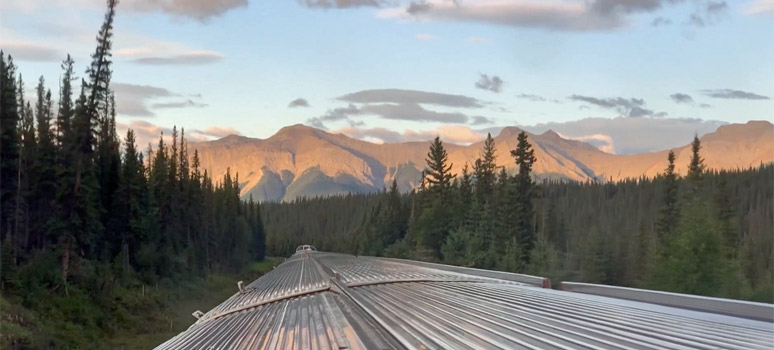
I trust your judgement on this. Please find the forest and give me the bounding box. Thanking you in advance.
[263,133,773,303]
[1,1,265,347]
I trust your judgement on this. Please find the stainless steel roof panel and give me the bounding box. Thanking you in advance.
[158,251,774,349]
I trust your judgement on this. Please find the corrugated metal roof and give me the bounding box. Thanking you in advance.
[157,251,774,349]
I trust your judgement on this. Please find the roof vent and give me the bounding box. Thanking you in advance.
[192,310,204,319]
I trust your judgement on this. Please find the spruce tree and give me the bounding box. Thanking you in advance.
[511,131,537,263]
[687,135,705,195]
[0,53,20,246]
[473,133,497,201]
[424,136,455,201]
[33,76,57,249]
[657,150,680,242]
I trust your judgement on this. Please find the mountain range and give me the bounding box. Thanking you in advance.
[188,121,774,202]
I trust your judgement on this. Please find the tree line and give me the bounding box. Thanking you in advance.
[0,0,266,306]
[263,133,773,302]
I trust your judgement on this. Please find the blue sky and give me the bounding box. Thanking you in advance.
[1,0,772,154]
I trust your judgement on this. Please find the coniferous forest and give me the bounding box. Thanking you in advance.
[1,0,773,348]
[1,1,265,347]
[263,133,773,303]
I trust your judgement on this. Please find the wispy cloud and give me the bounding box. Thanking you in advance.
[338,89,483,108]
[306,104,362,129]
[112,82,207,117]
[128,51,224,65]
[125,0,248,21]
[361,103,469,123]
[569,95,666,118]
[0,42,63,62]
[701,89,770,100]
[152,99,208,109]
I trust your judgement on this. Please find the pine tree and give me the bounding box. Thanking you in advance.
[423,136,455,201]
[473,133,497,201]
[657,150,680,242]
[18,75,36,251]
[33,76,57,249]
[687,135,705,196]
[511,131,537,263]
[412,137,457,258]
[0,52,20,248]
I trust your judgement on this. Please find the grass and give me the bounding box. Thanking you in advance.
[1,257,282,350]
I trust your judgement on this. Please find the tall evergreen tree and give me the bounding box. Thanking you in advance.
[687,135,705,195]
[0,53,20,245]
[423,136,455,200]
[657,150,680,241]
[473,133,497,201]
[33,76,57,249]
[511,131,537,262]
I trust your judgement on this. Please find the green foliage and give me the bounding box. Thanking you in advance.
[657,150,680,241]
[647,200,737,297]
[0,2,268,347]
[262,137,772,302]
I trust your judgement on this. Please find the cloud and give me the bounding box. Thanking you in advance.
[152,99,208,109]
[688,1,728,27]
[651,17,671,26]
[406,1,432,14]
[318,88,489,127]
[569,95,666,118]
[116,120,240,151]
[338,89,483,108]
[523,117,726,154]
[306,104,362,129]
[0,42,63,62]
[198,126,241,138]
[414,33,437,41]
[557,132,615,154]
[471,116,493,125]
[112,82,206,117]
[113,83,176,117]
[299,0,388,9]
[670,93,694,104]
[381,0,731,31]
[128,51,223,65]
[516,93,546,102]
[699,103,712,108]
[361,103,469,123]
[701,89,770,100]
[745,0,774,15]
[380,0,684,31]
[125,0,248,20]
[335,125,486,145]
[288,98,310,108]
[475,73,504,93]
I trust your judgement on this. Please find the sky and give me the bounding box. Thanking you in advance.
[1,0,772,154]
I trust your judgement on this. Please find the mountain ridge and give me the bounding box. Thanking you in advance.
[188,121,774,202]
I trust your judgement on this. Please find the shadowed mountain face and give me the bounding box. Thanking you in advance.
[188,121,773,202]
